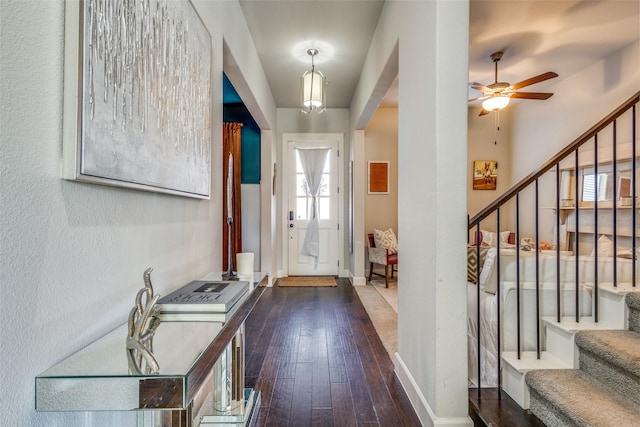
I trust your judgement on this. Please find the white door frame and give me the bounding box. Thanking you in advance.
[282,133,344,277]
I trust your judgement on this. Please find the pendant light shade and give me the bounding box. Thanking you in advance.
[301,49,326,113]
[482,94,510,111]
[302,70,324,108]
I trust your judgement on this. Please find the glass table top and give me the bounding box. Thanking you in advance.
[36,272,265,411]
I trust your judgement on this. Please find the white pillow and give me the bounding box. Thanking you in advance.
[479,248,497,294]
[481,230,497,247]
[591,235,633,258]
[373,228,398,254]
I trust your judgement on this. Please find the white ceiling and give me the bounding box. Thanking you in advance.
[239,0,639,109]
[239,0,385,108]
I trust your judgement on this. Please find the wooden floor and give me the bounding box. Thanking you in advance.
[244,278,422,426]
[469,388,546,426]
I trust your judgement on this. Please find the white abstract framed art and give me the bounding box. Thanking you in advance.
[62,0,212,199]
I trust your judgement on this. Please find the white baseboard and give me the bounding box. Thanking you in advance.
[276,269,352,280]
[351,275,367,286]
[394,353,473,427]
[262,275,274,287]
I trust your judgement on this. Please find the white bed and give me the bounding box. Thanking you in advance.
[467,247,637,387]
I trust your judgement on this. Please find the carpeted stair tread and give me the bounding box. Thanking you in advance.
[575,329,640,377]
[626,292,640,311]
[627,292,640,332]
[526,369,640,426]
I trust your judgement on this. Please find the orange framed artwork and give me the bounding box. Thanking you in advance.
[368,161,389,194]
[473,160,498,190]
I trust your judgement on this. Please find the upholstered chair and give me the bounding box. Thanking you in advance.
[367,232,398,288]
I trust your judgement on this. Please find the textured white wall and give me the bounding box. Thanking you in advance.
[350,1,472,425]
[0,0,274,425]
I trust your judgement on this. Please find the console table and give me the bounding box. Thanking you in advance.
[36,272,266,426]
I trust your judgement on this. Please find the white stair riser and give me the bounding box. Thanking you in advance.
[594,290,628,328]
[502,363,529,409]
[544,323,579,368]
[496,290,632,413]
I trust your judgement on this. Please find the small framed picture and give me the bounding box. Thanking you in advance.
[618,176,632,206]
[368,161,389,194]
[473,160,498,190]
[618,176,632,199]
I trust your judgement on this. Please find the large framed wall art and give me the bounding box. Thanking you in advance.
[62,0,212,199]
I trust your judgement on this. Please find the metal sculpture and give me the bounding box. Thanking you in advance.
[126,267,161,375]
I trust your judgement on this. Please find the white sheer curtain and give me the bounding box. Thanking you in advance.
[297,148,330,268]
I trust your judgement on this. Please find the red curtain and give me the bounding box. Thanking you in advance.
[223,122,243,271]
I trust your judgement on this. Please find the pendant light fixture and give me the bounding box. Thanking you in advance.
[301,49,326,114]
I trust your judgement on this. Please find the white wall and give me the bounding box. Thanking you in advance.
[365,107,399,234]
[260,129,278,285]
[350,129,367,284]
[467,108,513,222]
[350,1,471,425]
[511,40,640,185]
[364,107,398,275]
[0,0,275,424]
[275,108,350,277]
[510,40,640,241]
[241,184,261,270]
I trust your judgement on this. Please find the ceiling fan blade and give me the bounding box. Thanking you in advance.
[511,92,554,100]
[479,108,491,116]
[510,72,558,90]
[469,82,491,92]
[468,95,489,103]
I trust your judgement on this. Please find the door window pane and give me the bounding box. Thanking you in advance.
[318,197,330,219]
[296,198,307,220]
[319,175,330,196]
[294,149,332,220]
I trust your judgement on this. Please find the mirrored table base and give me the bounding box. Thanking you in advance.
[36,273,267,427]
[136,389,260,427]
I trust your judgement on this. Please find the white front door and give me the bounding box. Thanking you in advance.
[285,134,341,276]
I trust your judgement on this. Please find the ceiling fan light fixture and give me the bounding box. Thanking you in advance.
[482,94,510,111]
[301,49,326,114]
[470,51,557,117]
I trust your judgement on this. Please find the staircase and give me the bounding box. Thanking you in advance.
[468,92,640,425]
[525,292,640,426]
[500,282,638,409]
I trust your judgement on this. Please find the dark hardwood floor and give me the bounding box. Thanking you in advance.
[245,278,546,426]
[244,278,422,426]
[469,388,546,427]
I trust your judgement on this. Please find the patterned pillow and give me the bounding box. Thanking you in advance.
[373,228,398,254]
[467,245,489,284]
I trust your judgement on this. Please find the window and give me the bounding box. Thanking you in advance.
[295,150,331,220]
[579,161,633,204]
[581,173,608,202]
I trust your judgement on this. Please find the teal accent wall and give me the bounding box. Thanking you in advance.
[223,74,261,184]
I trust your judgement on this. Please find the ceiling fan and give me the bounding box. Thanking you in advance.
[469,51,558,116]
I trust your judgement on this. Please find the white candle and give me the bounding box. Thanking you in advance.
[236,252,254,280]
[227,153,233,219]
